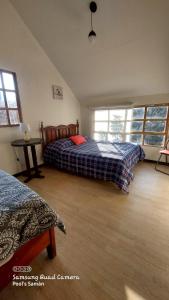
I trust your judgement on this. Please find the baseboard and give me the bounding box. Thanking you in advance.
[13,160,167,177]
[13,163,45,177]
[144,159,168,165]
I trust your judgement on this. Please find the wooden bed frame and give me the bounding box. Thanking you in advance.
[0,227,56,291]
[40,120,79,150]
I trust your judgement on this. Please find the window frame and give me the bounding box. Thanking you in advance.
[134,104,169,147]
[0,69,22,127]
[94,109,126,143]
[93,103,169,147]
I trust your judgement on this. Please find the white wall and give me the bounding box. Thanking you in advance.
[81,94,169,161]
[0,0,80,174]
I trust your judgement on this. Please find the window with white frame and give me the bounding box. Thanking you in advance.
[93,104,169,147]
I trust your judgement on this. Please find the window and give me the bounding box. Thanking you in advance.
[0,70,22,127]
[94,109,128,143]
[93,104,169,147]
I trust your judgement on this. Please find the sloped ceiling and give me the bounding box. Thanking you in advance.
[10,0,169,104]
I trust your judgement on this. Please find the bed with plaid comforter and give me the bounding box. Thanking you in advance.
[44,138,145,192]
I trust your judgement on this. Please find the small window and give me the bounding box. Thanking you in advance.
[109,121,125,133]
[94,110,108,121]
[132,107,145,119]
[145,121,166,133]
[126,134,143,144]
[108,133,123,142]
[126,121,144,132]
[144,135,164,146]
[109,109,125,121]
[143,105,168,147]
[0,70,22,127]
[146,106,168,119]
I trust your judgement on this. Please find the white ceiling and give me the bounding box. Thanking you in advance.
[10,0,169,104]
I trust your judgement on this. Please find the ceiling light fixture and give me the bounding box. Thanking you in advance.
[88,1,97,44]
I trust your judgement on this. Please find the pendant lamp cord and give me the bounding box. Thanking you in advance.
[91,11,93,30]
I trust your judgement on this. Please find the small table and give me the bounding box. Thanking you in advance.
[11,138,45,183]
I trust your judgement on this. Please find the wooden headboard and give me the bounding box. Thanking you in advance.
[40,120,79,149]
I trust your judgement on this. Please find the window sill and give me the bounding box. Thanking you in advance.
[0,124,20,128]
[142,144,163,148]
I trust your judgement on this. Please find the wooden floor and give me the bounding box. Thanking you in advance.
[1,162,169,300]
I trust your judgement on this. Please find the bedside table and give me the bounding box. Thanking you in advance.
[11,138,45,183]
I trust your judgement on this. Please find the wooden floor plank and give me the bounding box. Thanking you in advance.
[1,162,169,300]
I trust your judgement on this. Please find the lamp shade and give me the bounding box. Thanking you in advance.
[88,30,96,43]
[20,123,30,133]
[19,123,31,141]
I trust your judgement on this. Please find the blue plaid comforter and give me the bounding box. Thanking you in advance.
[44,139,145,192]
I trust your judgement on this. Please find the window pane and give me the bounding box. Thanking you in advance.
[6,92,17,108]
[146,106,168,119]
[127,109,133,120]
[109,121,125,133]
[126,121,143,132]
[9,110,19,124]
[145,121,165,132]
[0,91,5,108]
[108,133,122,142]
[126,134,142,144]
[94,132,107,141]
[127,107,145,120]
[109,109,125,121]
[132,107,145,119]
[0,110,8,125]
[95,122,108,132]
[0,77,2,88]
[144,135,164,146]
[95,110,108,121]
[2,72,15,90]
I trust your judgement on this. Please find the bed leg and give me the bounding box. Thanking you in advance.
[47,227,57,259]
